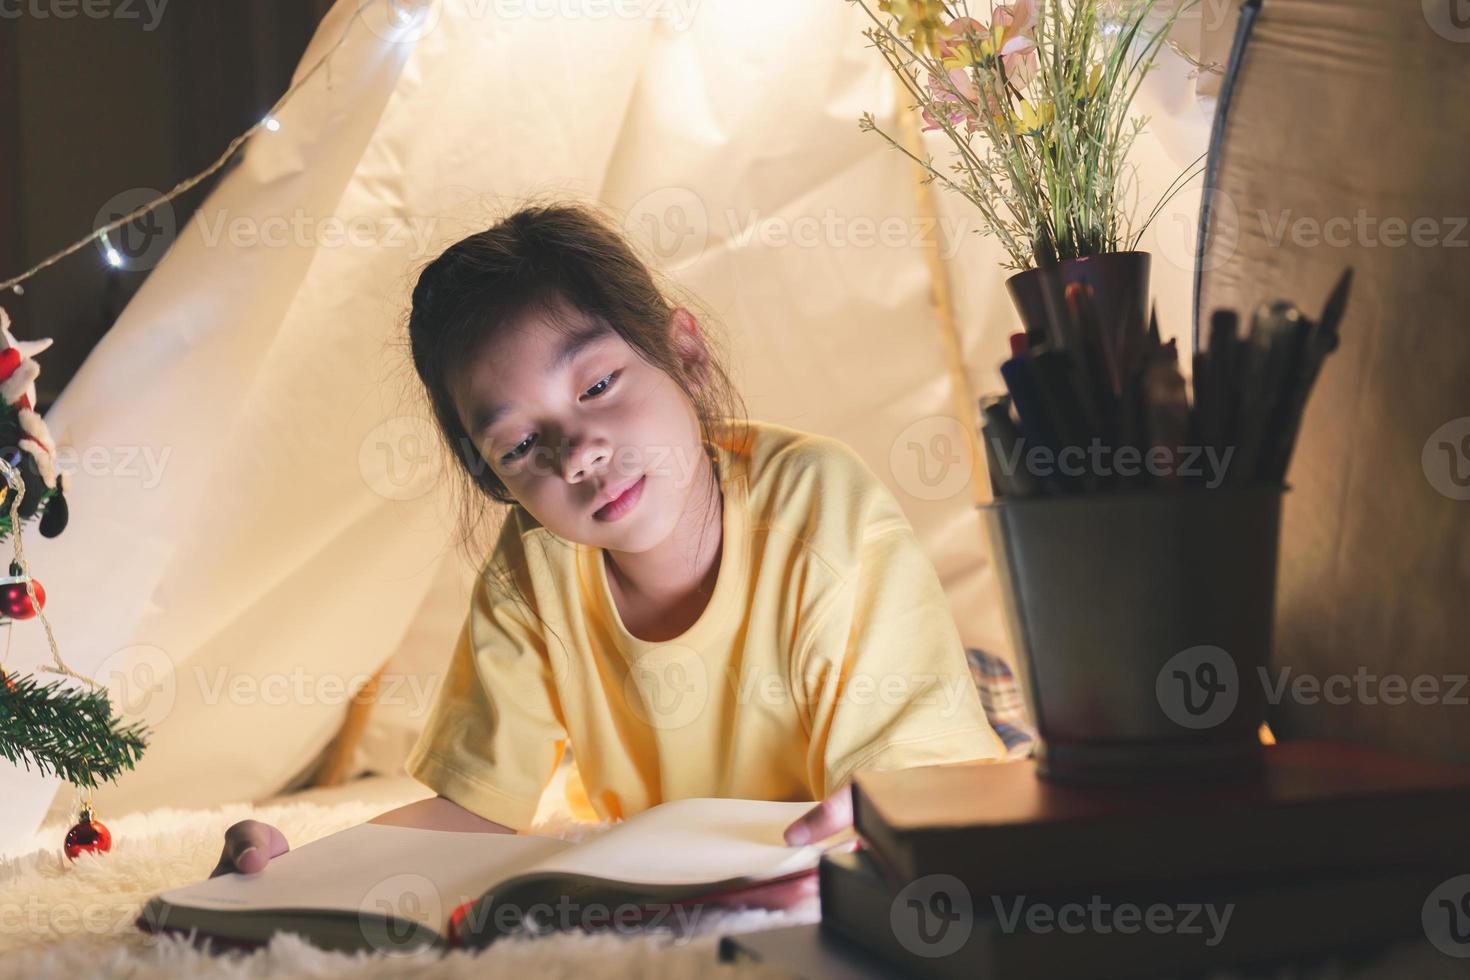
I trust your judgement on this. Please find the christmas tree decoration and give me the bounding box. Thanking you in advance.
[0,306,149,846]
[0,667,146,787]
[38,484,69,538]
[63,802,112,859]
[0,560,45,619]
[0,307,66,539]
[0,314,54,410]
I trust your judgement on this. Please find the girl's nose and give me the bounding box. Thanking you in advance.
[562,434,611,483]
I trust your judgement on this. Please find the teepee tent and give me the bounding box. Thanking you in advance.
[1,0,1228,845]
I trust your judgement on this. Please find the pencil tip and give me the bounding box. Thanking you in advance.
[1318,266,1354,334]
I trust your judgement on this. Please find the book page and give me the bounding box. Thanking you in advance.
[513,798,824,888]
[158,824,569,930]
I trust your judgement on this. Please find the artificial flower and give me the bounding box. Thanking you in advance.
[991,0,1035,49]
[880,0,951,58]
[1078,62,1105,106]
[922,66,1009,134]
[938,13,1038,89]
[937,16,994,69]
[922,69,980,134]
[1010,98,1054,136]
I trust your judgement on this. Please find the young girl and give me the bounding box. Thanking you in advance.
[214,202,1006,904]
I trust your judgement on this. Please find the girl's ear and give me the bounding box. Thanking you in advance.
[669,307,711,387]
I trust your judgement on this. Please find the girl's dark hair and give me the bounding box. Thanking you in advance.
[402,198,748,617]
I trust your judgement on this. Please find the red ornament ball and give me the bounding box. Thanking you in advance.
[64,810,112,859]
[0,574,44,619]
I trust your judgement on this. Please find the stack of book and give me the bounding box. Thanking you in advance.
[816,739,1470,979]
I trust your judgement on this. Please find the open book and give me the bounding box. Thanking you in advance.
[136,798,831,953]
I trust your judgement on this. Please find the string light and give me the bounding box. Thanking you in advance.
[0,0,413,295]
[98,231,123,269]
[391,0,432,33]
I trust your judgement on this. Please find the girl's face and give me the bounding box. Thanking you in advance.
[450,301,713,553]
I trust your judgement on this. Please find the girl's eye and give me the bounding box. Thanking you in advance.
[498,372,620,465]
[583,370,618,400]
[500,436,533,465]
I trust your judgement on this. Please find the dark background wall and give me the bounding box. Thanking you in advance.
[0,0,335,414]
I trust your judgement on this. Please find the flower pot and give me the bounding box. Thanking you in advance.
[979,484,1285,785]
[1006,251,1150,349]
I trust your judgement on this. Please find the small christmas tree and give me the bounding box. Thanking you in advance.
[0,305,149,794]
[0,669,147,788]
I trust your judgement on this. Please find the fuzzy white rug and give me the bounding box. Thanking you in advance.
[0,775,811,979]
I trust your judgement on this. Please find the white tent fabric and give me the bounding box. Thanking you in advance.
[2,0,1228,845]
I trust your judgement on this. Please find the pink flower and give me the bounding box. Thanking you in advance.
[1000,36,1038,89]
[922,67,1005,135]
[936,10,1038,91]
[989,2,1039,88]
[921,3,1046,134]
[992,0,1034,44]
[921,72,979,134]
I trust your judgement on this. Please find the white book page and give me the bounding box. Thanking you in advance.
[511,798,824,888]
[159,824,570,930]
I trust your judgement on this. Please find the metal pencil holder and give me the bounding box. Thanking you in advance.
[979,484,1286,785]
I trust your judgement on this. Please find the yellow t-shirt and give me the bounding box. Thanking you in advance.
[404,417,1005,830]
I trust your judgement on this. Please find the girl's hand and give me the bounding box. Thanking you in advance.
[709,788,856,912]
[210,819,290,877]
[208,797,504,879]
[782,786,853,846]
